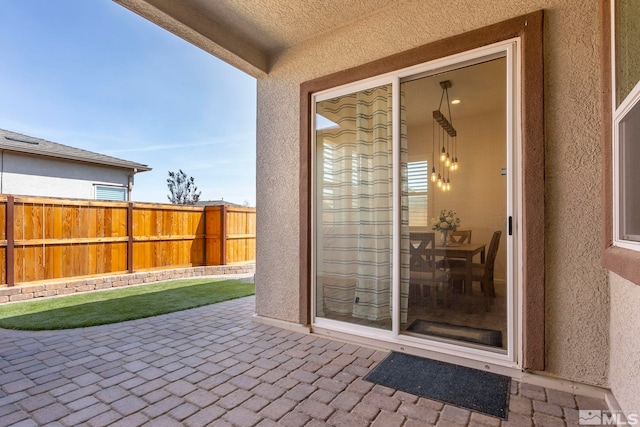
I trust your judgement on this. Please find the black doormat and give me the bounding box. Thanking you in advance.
[364,352,511,419]
[407,319,503,348]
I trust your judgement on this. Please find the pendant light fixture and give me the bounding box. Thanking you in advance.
[432,80,458,192]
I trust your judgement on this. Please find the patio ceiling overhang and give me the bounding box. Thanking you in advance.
[113,0,406,77]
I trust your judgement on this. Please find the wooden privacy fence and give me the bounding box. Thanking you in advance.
[0,195,256,287]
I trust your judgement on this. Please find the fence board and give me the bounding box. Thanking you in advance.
[52,204,62,240]
[0,198,5,242]
[0,248,5,284]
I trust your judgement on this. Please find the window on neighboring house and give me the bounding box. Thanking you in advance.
[95,185,127,201]
[613,0,640,249]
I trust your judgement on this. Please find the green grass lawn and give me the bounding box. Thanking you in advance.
[0,278,255,331]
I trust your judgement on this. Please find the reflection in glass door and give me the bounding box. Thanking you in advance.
[400,58,509,352]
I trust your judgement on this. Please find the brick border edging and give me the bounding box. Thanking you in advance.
[0,264,255,303]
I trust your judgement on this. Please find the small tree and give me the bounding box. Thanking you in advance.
[167,169,201,204]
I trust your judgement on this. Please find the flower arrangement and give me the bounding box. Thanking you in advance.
[432,209,461,232]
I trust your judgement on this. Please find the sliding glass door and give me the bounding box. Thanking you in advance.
[400,58,509,352]
[312,41,518,361]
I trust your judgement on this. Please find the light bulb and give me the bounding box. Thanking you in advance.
[431,167,437,182]
[437,174,442,188]
[445,153,451,168]
[440,147,446,162]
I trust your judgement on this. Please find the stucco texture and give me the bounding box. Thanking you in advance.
[609,273,640,410]
[255,0,609,386]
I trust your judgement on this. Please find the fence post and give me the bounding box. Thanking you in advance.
[202,207,206,267]
[6,195,14,287]
[127,202,133,273]
[221,205,227,266]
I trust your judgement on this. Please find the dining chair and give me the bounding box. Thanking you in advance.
[440,229,472,269]
[449,230,501,310]
[449,229,472,244]
[409,232,450,311]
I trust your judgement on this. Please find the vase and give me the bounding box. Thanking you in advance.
[440,230,449,246]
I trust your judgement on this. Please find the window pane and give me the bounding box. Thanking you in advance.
[615,0,640,107]
[400,58,508,352]
[315,84,393,330]
[620,98,640,241]
[408,161,429,226]
[96,186,127,201]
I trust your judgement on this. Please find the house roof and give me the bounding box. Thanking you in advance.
[114,0,404,77]
[0,128,151,172]
[193,200,246,207]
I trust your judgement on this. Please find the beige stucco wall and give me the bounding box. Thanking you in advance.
[609,171,640,413]
[609,273,640,410]
[255,0,609,387]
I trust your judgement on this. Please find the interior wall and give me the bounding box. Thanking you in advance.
[407,111,507,281]
[255,0,608,387]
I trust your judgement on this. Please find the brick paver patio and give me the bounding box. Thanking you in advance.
[0,295,607,426]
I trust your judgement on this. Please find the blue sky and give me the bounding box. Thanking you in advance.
[0,1,257,205]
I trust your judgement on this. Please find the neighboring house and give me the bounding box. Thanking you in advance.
[115,0,639,412]
[0,128,150,201]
